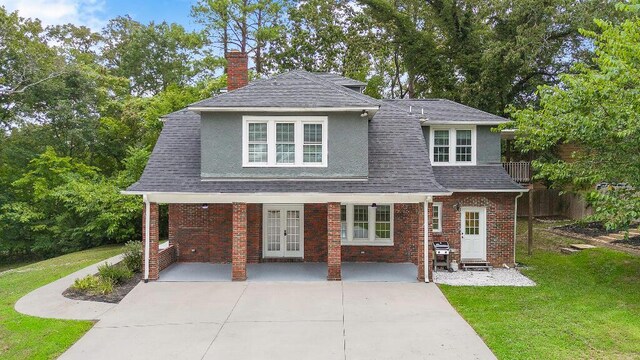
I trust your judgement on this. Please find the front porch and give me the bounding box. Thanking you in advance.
[142,200,428,282]
[158,262,418,282]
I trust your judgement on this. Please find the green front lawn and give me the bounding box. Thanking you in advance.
[0,245,124,359]
[440,221,640,359]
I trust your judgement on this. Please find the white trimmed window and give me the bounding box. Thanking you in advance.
[243,116,328,167]
[430,126,476,165]
[432,202,442,232]
[341,204,394,246]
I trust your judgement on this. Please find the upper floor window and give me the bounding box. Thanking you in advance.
[243,116,328,167]
[430,126,476,165]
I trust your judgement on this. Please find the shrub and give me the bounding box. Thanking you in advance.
[122,240,143,273]
[71,275,101,292]
[71,275,114,295]
[98,262,133,285]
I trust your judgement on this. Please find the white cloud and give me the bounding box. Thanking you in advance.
[1,0,107,29]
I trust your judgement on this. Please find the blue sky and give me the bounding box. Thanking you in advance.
[1,0,200,30]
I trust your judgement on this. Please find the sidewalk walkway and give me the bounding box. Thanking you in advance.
[14,254,124,320]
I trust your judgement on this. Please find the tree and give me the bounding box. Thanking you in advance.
[360,0,619,113]
[191,0,288,74]
[102,16,210,95]
[509,2,640,229]
[0,8,65,129]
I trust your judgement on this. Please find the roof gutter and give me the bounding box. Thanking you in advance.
[420,120,509,126]
[446,188,529,193]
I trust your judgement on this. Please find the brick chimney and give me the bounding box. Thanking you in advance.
[226,51,248,91]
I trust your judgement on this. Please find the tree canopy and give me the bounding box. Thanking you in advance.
[509,2,640,229]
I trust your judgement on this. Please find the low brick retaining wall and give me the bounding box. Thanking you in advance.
[158,244,177,271]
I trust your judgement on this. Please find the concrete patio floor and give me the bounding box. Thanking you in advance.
[158,262,418,282]
[59,281,496,360]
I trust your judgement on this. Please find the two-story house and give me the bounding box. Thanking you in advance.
[124,51,525,282]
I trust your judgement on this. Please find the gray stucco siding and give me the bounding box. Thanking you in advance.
[476,126,501,163]
[200,112,369,178]
[421,125,500,164]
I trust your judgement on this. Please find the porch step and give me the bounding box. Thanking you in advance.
[461,261,491,271]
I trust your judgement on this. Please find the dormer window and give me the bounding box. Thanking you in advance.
[243,116,328,167]
[430,126,476,165]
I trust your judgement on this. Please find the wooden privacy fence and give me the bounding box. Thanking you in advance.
[517,188,592,219]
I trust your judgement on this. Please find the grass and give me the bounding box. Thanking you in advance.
[0,245,124,359]
[440,220,640,360]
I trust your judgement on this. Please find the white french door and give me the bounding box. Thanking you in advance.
[263,205,304,258]
[460,207,487,261]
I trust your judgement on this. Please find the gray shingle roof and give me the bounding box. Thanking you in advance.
[127,103,448,194]
[432,165,523,191]
[190,70,378,109]
[312,72,367,87]
[387,99,508,124]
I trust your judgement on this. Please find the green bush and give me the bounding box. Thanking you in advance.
[122,240,143,273]
[97,262,133,285]
[71,275,101,292]
[71,275,114,295]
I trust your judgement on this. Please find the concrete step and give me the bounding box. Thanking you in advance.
[570,244,596,250]
[561,247,581,254]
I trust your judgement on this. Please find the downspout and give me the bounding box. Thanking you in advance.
[424,197,432,282]
[143,194,150,283]
[513,192,524,266]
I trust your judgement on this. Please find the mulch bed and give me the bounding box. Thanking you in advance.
[63,272,142,304]
[612,235,640,247]
[554,222,612,238]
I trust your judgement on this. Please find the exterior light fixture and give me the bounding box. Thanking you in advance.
[202,204,209,209]
[360,110,369,118]
[453,202,461,212]
[371,203,377,208]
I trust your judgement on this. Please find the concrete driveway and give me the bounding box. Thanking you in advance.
[59,282,496,360]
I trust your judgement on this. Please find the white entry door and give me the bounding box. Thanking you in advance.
[460,207,487,261]
[263,205,304,258]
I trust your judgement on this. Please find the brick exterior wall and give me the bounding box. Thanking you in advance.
[431,193,516,267]
[247,204,262,263]
[158,245,177,271]
[142,202,159,280]
[327,202,341,280]
[305,204,328,262]
[226,51,248,91]
[168,204,232,263]
[232,202,248,281]
[163,194,516,277]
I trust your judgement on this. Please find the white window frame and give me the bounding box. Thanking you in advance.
[341,203,394,246]
[429,126,477,165]
[432,202,442,233]
[242,116,328,167]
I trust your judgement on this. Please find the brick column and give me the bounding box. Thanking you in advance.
[232,202,248,281]
[327,202,342,280]
[417,202,426,282]
[143,202,160,281]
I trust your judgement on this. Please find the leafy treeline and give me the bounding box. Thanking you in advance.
[0,0,623,261]
[510,2,640,230]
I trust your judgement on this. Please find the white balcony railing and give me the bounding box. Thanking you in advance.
[502,161,531,183]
